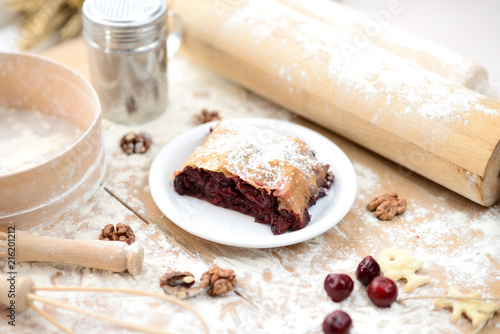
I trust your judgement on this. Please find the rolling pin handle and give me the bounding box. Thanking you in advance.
[0,275,35,312]
[126,244,144,275]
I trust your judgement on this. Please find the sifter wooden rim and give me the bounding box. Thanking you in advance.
[0,52,105,230]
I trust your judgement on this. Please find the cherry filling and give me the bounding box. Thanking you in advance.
[174,166,331,235]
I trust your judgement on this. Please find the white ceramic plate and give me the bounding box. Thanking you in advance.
[149,118,357,248]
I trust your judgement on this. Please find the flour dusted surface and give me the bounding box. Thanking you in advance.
[1,54,498,333]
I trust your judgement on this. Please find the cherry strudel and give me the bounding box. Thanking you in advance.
[173,121,333,235]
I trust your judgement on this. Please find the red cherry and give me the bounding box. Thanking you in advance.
[367,276,398,307]
[355,256,381,286]
[322,310,352,334]
[324,274,354,302]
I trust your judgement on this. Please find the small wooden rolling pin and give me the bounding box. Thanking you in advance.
[172,0,500,206]
[1,231,143,275]
[0,275,34,312]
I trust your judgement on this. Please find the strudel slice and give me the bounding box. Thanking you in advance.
[173,121,333,235]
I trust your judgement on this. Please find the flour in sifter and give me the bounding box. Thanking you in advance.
[0,107,83,175]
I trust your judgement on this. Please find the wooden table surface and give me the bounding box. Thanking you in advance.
[1,34,499,334]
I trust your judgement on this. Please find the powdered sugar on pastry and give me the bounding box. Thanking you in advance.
[182,121,327,193]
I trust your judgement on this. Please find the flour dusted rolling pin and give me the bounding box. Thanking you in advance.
[277,0,495,97]
[172,0,500,206]
[1,231,143,274]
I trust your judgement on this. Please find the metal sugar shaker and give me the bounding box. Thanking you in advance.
[82,0,169,124]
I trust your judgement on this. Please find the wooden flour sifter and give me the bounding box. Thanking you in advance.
[172,0,500,206]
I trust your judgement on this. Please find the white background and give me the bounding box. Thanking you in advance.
[344,0,500,93]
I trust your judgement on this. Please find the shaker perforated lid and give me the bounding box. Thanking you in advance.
[82,0,168,50]
[83,0,165,27]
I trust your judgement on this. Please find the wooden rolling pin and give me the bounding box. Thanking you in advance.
[277,0,496,97]
[172,0,500,206]
[1,231,143,274]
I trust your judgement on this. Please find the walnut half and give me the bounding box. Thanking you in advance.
[194,109,221,124]
[160,270,200,299]
[99,223,136,245]
[367,192,406,221]
[120,132,152,155]
[200,265,237,296]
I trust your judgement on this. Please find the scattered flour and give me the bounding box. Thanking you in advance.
[1,47,498,334]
